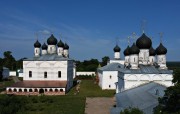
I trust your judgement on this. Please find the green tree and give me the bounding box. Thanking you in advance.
[120,107,144,114]
[3,51,16,70]
[101,56,110,66]
[155,68,180,113]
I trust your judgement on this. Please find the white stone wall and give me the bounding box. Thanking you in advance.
[48,45,56,54]
[57,47,64,56]
[157,55,167,69]
[10,71,16,76]
[23,61,68,81]
[42,50,47,55]
[98,71,103,88]
[101,71,118,90]
[124,56,129,66]
[76,72,95,76]
[129,54,139,69]
[34,48,41,57]
[114,52,120,59]
[149,56,156,65]
[64,49,69,58]
[117,73,173,93]
[139,49,149,65]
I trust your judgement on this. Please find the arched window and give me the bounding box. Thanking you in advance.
[55,89,58,92]
[58,71,61,78]
[152,58,153,62]
[44,72,47,78]
[19,89,22,92]
[110,75,112,79]
[29,71,32,78]
[34,89,38,92]
[49,89,53,92]
[60,89,63,92]
[8,89,12,92]
[13,89,17,92]
[29,89,33,92]
[24,89,27,92]
[45,89,47,92]
[134,58,135,62]
[109,85,111,88]
[36,49,37,53]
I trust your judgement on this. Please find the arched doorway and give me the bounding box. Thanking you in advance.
[39,89,44,94]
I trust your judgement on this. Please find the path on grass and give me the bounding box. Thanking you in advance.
[85,97,114,114]
[12,76,20,83]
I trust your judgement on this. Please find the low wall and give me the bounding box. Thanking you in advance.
[76,72,95,76]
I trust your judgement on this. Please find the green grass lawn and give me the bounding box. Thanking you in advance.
[68,80,115,97]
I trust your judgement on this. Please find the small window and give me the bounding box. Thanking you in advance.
[36,49,37,53]
[134,58,135,62]
[58,71,61,78]
[110,75,112,79]
[50,47,52,51]
[109,85,111,88]
[29,71,32,78]
[44,72,47,78]
[152,58,153,62]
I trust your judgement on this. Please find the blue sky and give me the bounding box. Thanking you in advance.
[0,0,180,61]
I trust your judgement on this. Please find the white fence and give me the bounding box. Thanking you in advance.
[76,72,95,76]
[10,71,16,76]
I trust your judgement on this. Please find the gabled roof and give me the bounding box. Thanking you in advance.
[111,82,166,114]
[98,63,124,71]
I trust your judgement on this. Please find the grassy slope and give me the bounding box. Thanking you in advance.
[68,80,115,97]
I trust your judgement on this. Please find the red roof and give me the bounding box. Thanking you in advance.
[9,81,67,88]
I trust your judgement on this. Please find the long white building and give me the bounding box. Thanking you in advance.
[7,34,74,95]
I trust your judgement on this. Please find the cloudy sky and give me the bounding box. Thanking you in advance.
[0,0,180,61]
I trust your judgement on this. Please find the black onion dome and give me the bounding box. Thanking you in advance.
[113,45,121,52]
[64,43,69,49]
[149,46,156,56]
[123,46,130,56]
[136,33,152,49]
[129,43,140,54]
[47,34,57,45]
[42,43,47,50]
[34,40,41,48]
[57,40,64,47]
[156,43,167,55]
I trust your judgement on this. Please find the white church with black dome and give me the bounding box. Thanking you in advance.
[7,34,74,95]
[98,33,173,91]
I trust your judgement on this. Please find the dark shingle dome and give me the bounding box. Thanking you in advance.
[129,43,140,54]
[64,43,69,49]
[57,40,64,47]
[123,46,130,56]
[136,33,152,49]
[156,43,167,55]
[34,40,41,48]
[149,46,156,56]
[47,34,57,45]
[113,45,121,52]
[42,43,47,50]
